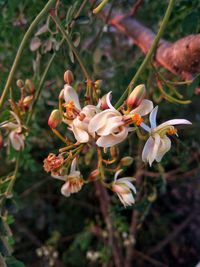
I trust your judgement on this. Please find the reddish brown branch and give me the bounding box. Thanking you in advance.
[101,9,200,83]
[95,181,124,267]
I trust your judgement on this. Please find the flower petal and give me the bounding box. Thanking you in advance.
[149,133,160,166]
[130,99,153,116]
[70,158,77,173]
[64,85,81,110]
[155,119,192,132]
[155,135,171,162]
[149,106,158,129]
[96,127,128,148]
[106,91,115,110]
[71,124,89,143]
[142,136,154,163]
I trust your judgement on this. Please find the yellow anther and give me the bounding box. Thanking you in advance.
[65,101,75,112]
[131,114,144,126]
[167,127,177,135]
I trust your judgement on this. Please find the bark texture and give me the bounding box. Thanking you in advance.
[103,11,200,81]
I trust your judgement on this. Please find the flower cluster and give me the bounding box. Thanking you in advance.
[44,70,191,207]
[0,79,35,151]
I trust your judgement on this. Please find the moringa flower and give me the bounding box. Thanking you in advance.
[141,106,192,166]
[52,158,84,197]
[88,92,153,148]
[62,85,99,143]
[88,92,129,147]
[1,111,25,151]
[112,170,136,207]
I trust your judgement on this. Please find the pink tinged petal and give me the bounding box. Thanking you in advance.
[155,119,192,132]
[118,179,136,194]
[130,99,153,117]
[149,106,158,129]
[63,85,81,110]
[155,135,171,162]
[96,127,128,148]
[9,132,24,151]
[71,124,89,143]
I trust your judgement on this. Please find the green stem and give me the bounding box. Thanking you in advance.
[50,15,91,81]
[0,0,56,109]
[26,50,57,125]
[115,0,175,109]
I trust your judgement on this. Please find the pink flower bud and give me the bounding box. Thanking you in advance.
[64,70,74,85]
[127,84,146,109]
[100,92,112,110]
[48,109,62,128]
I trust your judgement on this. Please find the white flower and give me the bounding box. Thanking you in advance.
[112,170,136,207]
[141,106,192,166]
[1,111,25,151]
[63,85,99,143]
[53,158,84,197]
[88,92,153,148]
[70,105,99,143]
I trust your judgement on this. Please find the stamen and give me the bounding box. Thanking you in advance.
[131,114,144,126]
[167,127,177,135]
[65,101,75,112]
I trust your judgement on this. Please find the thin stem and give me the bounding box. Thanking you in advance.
[26,49,58,125]
[0,0,56,109]
[115,0,175,109]
[50,15,91,81]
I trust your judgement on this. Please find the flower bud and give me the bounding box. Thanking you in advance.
[48,109,62,128]
[16,79,24,88]
[100,92,111,110]
[23,95,34,106]
[127,84,146,109]
[120,156,133,167]
[64,70,74,85]
[94,80,102,88]
[25,79,35,94]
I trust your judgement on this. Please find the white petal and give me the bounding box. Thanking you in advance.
[96,127,128,148]
[70,158,77,173]
[61,182,71,197]
[130,99,153,117]
[97,116,123,136]
[63,85,81,110]
[142,136,154,163]
[155,135,171,162]
[88,109,120,134]
[106,91,115,110]
[149,106,158,129]
[71,124,89,143]
[155,119,192,132]
[114,169,123,181]
[149,133,160,166]
[118,179,136,194]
